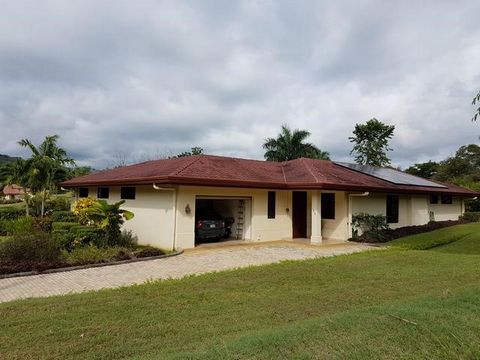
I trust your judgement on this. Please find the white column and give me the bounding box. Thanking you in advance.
[310,190,323,244]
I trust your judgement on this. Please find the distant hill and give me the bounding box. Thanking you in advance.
[0,154,21,165]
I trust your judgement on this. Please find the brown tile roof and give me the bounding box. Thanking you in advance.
[2,185,25,196]
[61,155,478,196]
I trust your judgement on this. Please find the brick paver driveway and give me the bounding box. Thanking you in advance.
[0,242,375,303]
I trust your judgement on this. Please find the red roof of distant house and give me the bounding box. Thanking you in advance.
[61,155,478,196]
[2,185,25,196]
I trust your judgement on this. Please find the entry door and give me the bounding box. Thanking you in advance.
[292,191,307,238]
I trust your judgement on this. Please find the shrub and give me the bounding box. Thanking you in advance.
[0,216,35,235]
[0,198,23,205]
[70,225,105,248]
[0,207,25,220]
[117,230,138,248]
[51,211,76,223]
[63,245,126,265]
[134,246,165,258]
[0,231,61,262]
[47,196,72,212]
[72,197,96,224]
[53,229,76,251]
[351,213,389,241]
[460,212,480,222]
[52,222,79,231]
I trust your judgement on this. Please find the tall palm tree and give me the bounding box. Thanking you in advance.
[263,124,330,162]
[18,135,75,216]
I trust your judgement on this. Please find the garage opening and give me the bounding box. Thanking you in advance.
[195,197,252,246]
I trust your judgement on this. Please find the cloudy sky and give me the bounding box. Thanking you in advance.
[1,0,479,169]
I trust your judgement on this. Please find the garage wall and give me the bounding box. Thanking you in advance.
[79,186,175,250]
[175,186,292,249]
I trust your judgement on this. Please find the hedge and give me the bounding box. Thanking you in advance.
[460,212,480,223]
[51,211,76,223]
[51,222,79,231]
[0,207,25,220]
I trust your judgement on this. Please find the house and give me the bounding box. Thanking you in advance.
[2,184,26,200]
[61,155,478,250]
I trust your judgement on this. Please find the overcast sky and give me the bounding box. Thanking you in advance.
[1,0,479,169]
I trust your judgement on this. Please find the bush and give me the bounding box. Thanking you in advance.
[53,229,76,251]
[70,225,105,248]
[52,222,79,231]
[116,230,138,248]
[351,213,389,241]
[0,207,25,220]
[460,212,480,222]
[0,216,35,235]
[0,198,23,205]
[47,196,72,212]
[72,198,96,224]
[351,219,467,243]
[0,231,61,263]
[134,246,165,258]
[63,245,126,265]
[51,211,76,223]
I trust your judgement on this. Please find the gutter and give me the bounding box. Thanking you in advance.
[153,184,178,251]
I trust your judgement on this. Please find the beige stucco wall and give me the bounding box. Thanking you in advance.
[175,186,292,249]
[321,191,349,241]
[429,198,463,222]
[81,186,175,250]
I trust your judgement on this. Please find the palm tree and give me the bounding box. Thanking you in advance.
[86,200,134,246]
[18,135,75,216]
[0,159,32,216]
[263,124,330,162]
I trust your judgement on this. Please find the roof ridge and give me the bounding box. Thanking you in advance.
[173,155,204,176]
[280,162,287,183]
[300,158,322,183]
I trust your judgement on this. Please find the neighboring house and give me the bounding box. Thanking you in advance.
[2,184,26,200]
[61,155,478,250]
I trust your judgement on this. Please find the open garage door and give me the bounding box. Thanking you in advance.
[195,196,252,245]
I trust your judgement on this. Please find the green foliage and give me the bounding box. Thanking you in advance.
[0,198,23,205]
[52,222,79,231]
[72,197,97,224]
[63,245,130,265]
[459,212,480,222]
[0,206,25,220]
[351,213,389,241]
[404,160,439,179]
[263,124,330,162]
[86,200,134,246]
[51,210,76,222]
[349,118,395,166]
[388,223,480,250]
[0,154,21,165]
[0,216,35,235]
[472,90,480,121]
[176,147,204,157]
[117,230,138,248]
[47,195,72,212]
[0,231,61,262]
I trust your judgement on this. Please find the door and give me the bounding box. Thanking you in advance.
[292,191,307,238]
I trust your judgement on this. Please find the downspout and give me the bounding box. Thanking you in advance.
[153,184,178,251]
[347,192,370,238]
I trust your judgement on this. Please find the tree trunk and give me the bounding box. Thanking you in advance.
[23,190,29,217]
[41,190,45,217]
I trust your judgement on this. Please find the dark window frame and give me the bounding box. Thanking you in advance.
[97,187,110,199]
[78,187,89,198]
[386,195,399,224]
[267,191,276,219]
[321,193,335,220]
[429,195,439,204]
[441,195,453,204]
[121,187,136,200]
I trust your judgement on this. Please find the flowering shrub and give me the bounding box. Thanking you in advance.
[72,197,96,224]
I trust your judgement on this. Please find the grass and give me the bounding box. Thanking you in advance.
[1,224,480,359]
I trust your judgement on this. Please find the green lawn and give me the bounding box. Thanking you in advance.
[1,224,480,359]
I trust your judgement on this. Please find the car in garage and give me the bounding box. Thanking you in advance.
[195,208,226,241]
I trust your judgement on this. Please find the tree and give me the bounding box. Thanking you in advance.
[18,135,75,216]
[263,124,330,162]
[349,118,395,167]
[472,91,480,121]
[0,159,33,216]
[86,200,134,246]
[176,147,204,157]
[434,144,480,182]
[404,161,439,179]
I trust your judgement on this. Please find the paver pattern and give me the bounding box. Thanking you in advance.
[0,242,374,303]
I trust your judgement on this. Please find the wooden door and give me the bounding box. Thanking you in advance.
[292,191,307,238]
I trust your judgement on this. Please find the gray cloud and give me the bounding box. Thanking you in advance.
[0,0,479,169]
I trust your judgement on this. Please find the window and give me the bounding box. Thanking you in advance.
[267,191,276,219]
[121,187,136,200]
[321,193,335,220]
[441,195,453,204]
[78,188,89,198]
[97,187,109,199]
[429,195,439,204]
[386,195,399,223]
